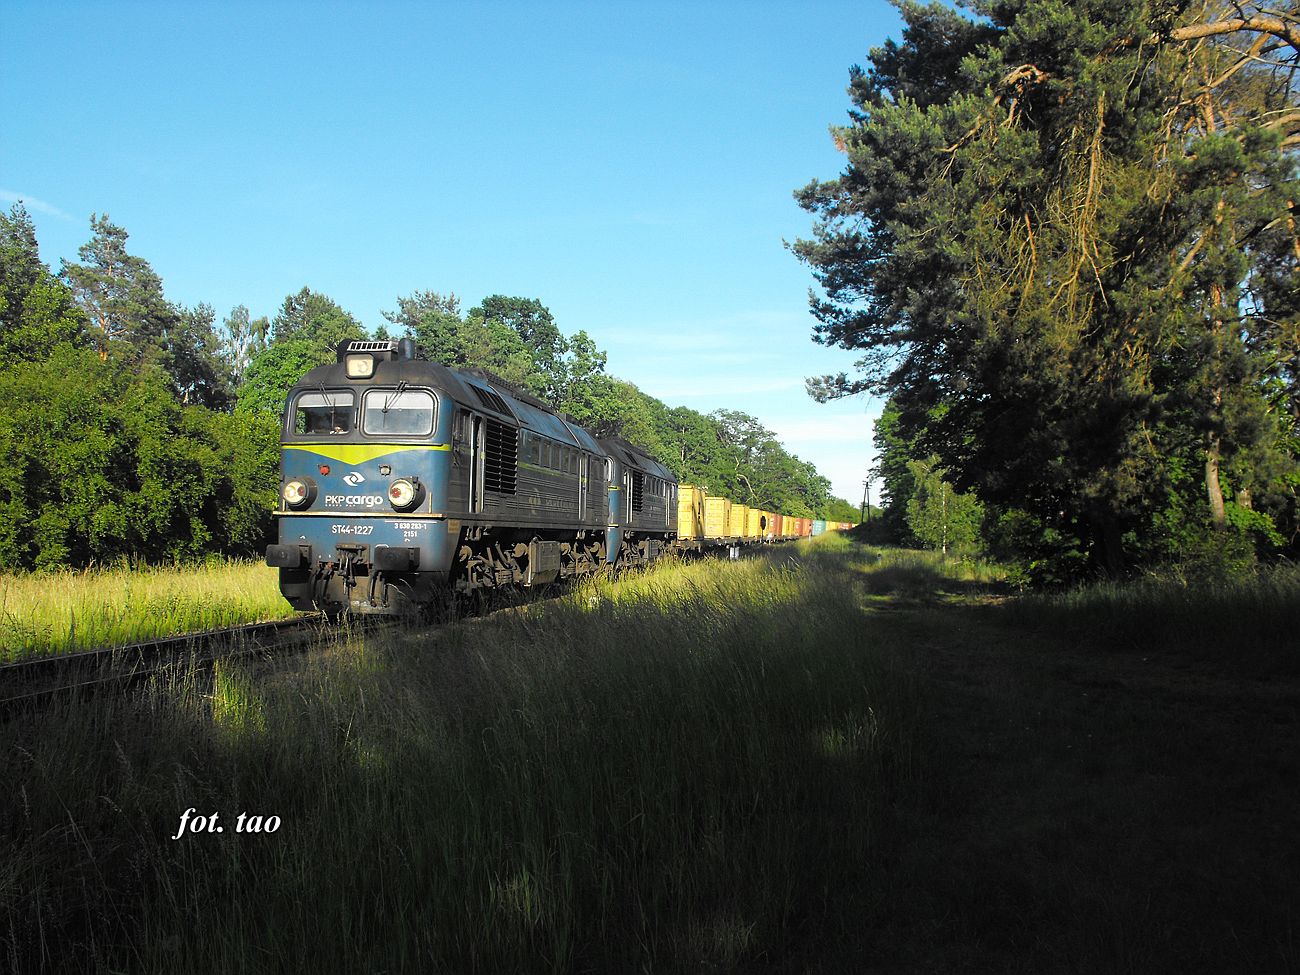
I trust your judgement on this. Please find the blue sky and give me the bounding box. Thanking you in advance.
[3,0,900,505]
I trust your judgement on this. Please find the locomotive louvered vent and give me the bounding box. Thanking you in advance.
[630,471,645,512]
[484,419,518,495]
[470,384,513,417]
[345,341,397,353]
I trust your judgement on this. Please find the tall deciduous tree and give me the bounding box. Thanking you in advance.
[220,304,269,385]
[472,295,568,399]
[271,286,365,348]
[383,290,462,360]
[384,289,541,393]
[238,288,367,415]
[906,456,983,555]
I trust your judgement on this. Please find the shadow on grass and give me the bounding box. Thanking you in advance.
[855,562,1012,605]
[820,543,1300,974]
[978,564,1300,676]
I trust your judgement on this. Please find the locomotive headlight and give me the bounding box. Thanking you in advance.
[345,354,375,379]
[283,478,315,508]
[388,477,421,511]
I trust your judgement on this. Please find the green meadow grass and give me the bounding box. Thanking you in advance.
[1002,560,1300,672]
[0,561,295,661]
[1,537,922,974]
[6,538,1296,973]
[806,534,1009,602]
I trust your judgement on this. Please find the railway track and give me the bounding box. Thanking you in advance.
[0,615,338,717]
[0,584,561,719]
[0,548,774,719]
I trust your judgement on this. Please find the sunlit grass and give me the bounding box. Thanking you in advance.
[805,535,1010,601]
[0,561,294,661]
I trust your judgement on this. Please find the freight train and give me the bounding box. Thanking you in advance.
[265,339,851,617]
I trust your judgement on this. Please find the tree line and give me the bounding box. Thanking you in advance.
[0,206,852,570]
[797,0,1300,581]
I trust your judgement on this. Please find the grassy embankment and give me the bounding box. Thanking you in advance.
[3,536,921,973]
[3,536,1299,972]
[0,561,293,661]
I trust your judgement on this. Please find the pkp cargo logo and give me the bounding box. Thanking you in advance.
[342,471,366,486]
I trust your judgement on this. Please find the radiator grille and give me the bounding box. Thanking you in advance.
[470,384,513,417]
[484,419,518,495]
[631,471,644,512]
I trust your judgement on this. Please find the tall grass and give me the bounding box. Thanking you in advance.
[1,541,919,973]
[0,561,294,661]
[813,536,1008,599]
[1003,561,1300,671]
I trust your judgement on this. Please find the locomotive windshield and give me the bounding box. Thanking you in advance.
[362,389,435,436]
[292,391,355,435]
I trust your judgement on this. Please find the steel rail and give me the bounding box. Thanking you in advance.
[0,615,330,716]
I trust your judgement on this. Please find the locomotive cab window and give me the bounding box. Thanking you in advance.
[293,391,356,435]
[362,389,436,436]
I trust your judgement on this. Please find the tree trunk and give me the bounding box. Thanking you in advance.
[1205,431,1228,530]
[1206,272,1228,532]
[1092,516,1125,576]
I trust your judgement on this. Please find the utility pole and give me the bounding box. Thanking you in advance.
[861,478,868,525]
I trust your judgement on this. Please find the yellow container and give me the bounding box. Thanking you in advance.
[677,485,706,539]
[747,508,771,538]
[729,503,751,538]
[703,496,731,538]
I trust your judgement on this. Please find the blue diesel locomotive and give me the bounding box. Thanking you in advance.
[265,339,678,616]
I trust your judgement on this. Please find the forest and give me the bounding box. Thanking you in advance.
[797,0,1300,582]
[0,207,857,571]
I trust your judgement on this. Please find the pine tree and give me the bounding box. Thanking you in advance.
[794,0,1300,574]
